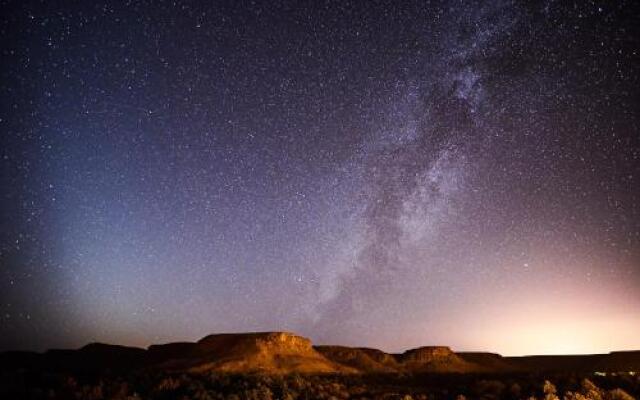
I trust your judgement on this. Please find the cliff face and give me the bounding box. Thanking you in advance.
[197,332,316,358]
[399,346,456,363]
[253,332,314,353]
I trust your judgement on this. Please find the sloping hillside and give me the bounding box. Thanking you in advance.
[181,332,355,374]
[315,346,400,373]
[457,352,520,372]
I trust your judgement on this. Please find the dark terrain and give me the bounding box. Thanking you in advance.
[1,332,638,399]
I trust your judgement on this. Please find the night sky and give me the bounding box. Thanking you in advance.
[1,0,639,355]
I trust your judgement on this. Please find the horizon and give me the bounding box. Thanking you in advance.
[1,1,639,356]
[5,329,640,359]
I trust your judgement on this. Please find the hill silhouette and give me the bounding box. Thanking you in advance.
[1,331,639,375]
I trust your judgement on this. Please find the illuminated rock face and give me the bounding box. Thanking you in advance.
[253,332,315,354]
[196,332,316,357]
[188,332,355,374]
[400,346,455,363]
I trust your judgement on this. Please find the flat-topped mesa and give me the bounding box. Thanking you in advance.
[400,346,455,363]
[185,332,354,374]
[397,346,483,372]
[196,332,315,357]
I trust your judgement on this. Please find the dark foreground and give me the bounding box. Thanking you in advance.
[2,333,638,399]
[1,370,638,400]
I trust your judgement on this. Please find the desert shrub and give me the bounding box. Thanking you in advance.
[581,379,605,400]
[3,368,640,400]
[508,382,522,399]
[544,380,561,400]
[156,376,182,392]
[605,388,635,400]
[473,379,506,399]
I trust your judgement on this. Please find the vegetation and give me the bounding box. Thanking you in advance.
[1,369,638,400]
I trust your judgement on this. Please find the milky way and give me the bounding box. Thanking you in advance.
[1,1,639,355]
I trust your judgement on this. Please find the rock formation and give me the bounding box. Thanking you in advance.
[2,331,639,375]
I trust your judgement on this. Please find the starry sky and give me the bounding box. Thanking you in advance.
[1,0,639,356]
